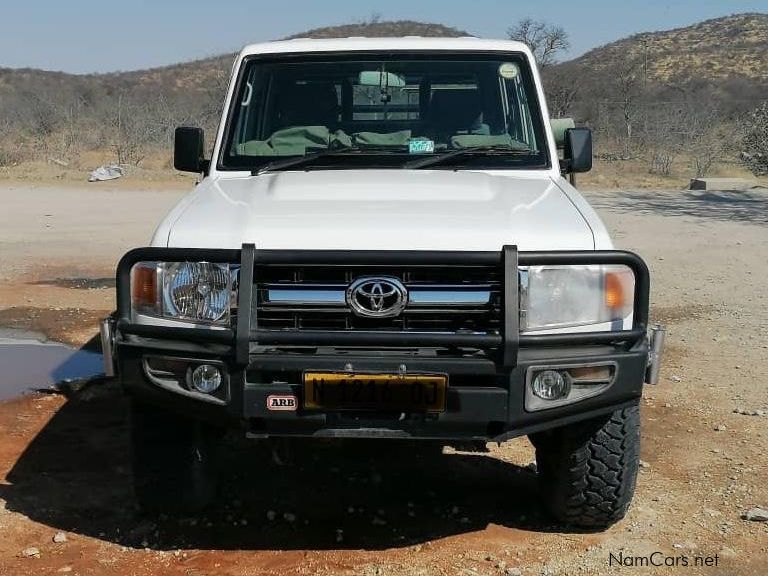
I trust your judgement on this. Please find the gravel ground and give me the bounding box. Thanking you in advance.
[0,184,766,575]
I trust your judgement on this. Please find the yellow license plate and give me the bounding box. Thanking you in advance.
[303,372,447,412]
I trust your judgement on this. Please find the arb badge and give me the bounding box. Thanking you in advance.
[267,395,297,411]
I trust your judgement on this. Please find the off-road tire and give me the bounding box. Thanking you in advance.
[130,400,224,515]
[530,405,640,528]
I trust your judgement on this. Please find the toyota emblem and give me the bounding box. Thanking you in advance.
[346,277,408,318]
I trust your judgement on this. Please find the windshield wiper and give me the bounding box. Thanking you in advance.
[402,145,535,170]
[254,145,405,175]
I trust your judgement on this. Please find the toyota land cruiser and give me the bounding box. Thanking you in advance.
[101,37,664,528]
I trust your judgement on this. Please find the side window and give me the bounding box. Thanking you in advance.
[230,66,270,151]
[503,70,539,150]
[426,76,485,142]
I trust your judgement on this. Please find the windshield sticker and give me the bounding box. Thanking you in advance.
[498,63,520,80]
[409,138,435,154]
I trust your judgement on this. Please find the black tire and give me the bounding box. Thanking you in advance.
[130,400,224,515]
[531,405,640,528]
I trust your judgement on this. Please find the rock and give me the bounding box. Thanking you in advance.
[742,507,768,522]
[52,532,68,543]
[670,375,682,383]
[57,567,73,573]
[714,425,727,432]
[283,512,296,523]
[266,510,276,521]
[688,177,757,191]
[22,547,41,558]
[734,408,762,416]
[505,568,522,576]
[88,164,124,182]
[639,460,651,469]
[372,516,387,526]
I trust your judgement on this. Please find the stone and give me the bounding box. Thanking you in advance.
[52,532,68,544]
[742,507,768,522]
[22,547,41,558]
[688,178,757,191]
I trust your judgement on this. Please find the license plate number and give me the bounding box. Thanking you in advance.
[303,372,447,412]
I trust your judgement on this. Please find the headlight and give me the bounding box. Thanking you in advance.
[130,261,238,326]
[520,265,634,332]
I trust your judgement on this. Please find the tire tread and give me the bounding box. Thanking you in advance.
[533,405,640,528]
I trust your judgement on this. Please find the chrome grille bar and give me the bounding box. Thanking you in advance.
[261,285,495,308]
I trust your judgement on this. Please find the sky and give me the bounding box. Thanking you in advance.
[1,0,766,73]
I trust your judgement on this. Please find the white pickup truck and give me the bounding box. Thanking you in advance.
[103,37,664,528]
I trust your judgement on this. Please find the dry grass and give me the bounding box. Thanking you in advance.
[0,150,195,189]
[3,149,766,191]
[580,156,767,190]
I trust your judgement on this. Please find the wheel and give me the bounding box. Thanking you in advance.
[130,400,224,515]
[530,405,640,528]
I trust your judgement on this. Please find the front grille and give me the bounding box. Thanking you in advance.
[252,264,502,336]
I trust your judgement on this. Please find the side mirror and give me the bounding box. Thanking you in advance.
[563,127,592,173]
[174,127,207,173]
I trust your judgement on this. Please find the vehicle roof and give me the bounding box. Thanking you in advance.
[238,36,534,58]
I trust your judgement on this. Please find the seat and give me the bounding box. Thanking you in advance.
[276,83,340,129]
[427,89,490,143]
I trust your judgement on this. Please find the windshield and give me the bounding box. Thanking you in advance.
[220,53,550,171]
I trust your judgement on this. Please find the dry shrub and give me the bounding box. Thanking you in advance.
[741,102,768,176]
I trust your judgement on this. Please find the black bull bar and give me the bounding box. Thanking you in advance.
[115,245,650,368]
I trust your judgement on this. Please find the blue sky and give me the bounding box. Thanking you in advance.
[2,0,766,73]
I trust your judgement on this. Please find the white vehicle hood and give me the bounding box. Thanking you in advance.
[161,170,600,251]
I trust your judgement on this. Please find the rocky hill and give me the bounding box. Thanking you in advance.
[285,20,469,40]
[568,13,768,83]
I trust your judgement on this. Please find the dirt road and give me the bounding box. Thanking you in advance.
[0,184,766,575]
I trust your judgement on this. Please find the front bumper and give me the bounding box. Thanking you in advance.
[117,337,647,441]
[111,245,653,441]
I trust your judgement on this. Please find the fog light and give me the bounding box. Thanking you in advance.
[190,364,222,394]
[532,370,569,400]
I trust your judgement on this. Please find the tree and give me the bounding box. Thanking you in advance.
[507,18,570,68]
[544,67,581,117]
[681,102,737,178]
[741,102,768,176]
[614,60,643,156]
